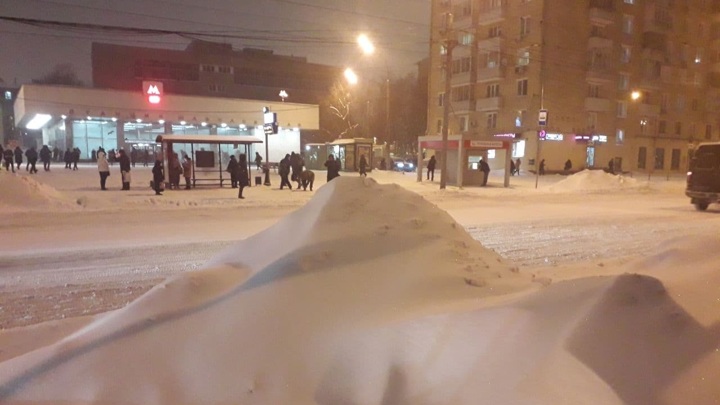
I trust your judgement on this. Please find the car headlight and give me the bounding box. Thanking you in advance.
[397,162,405,168]
[408,163,414,168]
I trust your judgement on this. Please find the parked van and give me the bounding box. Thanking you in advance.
[686,142,720,211]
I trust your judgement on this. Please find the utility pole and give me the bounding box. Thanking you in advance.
[439,10,456,189]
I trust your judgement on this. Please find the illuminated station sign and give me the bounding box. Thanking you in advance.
[143,81,164,105]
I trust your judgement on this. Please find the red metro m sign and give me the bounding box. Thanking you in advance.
[143,81,163,105]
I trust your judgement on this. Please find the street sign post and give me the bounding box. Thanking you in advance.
[538,109,548,127]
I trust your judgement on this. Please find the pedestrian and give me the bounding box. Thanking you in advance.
[479,157,490,187]
[118,149,131,190]
[290,152,301,183]
[539,159,546,175]
[143,149,150,167]
[564,159,572,173]
[52,146,59,161]
[14,146,23,170]
[91,149,97,162]
[97,149,110,190]
[152,157,164,195]
[324,154,341,183]
[108,149,116,166]
[254,151,263,170]
[237,153,249,199]
[608,158,615,175]
[3,146,15,173]
[510,159,516,176]
[279,154,292,190]
[169,152,183,189]
[25,146,38,174]
[182,155,193,190]
[358,154,368,177]
[379,157,387,170]
[226,155,239,188]
[72,148,80,170]
[515,158,522,175]
[130,146,138,168]
[427,155,436,181]
[40,145,51,171]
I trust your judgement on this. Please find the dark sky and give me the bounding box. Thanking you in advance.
[0,0,430,86]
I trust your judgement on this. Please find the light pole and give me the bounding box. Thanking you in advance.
[630,90,653,182]
[356,34,391,146]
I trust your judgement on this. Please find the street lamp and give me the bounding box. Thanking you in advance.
[344,68,359,85]
[357,33,375,55]
[279,89,288,102]
[355,35,391,152]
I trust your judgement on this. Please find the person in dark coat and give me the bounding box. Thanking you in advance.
[152,158,164,195]
[143,149,150,167]
[479,158,490,187]
[130,146,138,168]
[168,152,182,189]
[182,156,193,190]
[52,146,59,161]
[290,152,301,183]
[539,159,546,175]
[510,159,516,176]
[608,158,615,175]
[324,154,341,182]
[254,152,263,170]
[97,150,110,190]
[25,146,38,174]
[14,146,23,170]
[91,149,97,162]
[108,149,116,166]
[564,159,572,173]
[40,145,51,171]
[427,155,436,181]
[3,146,15,172]
[237,154,250,199]
[226,155,239,188]
[72,148,80,170]
[358,154,368,177]
[118,149,131,190]
[279,154,292,190]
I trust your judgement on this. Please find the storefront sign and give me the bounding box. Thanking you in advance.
[493,133,518,139]
[469,140,503,148]
[545,133,563,141]
[575,135,592,141]
[592,135,608,143]
[263,107,278,135]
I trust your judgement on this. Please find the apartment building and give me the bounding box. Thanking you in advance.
[427,0,718,174]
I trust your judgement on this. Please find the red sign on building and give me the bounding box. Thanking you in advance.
[143,81,163,104]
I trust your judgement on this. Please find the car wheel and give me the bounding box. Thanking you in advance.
[694,201,710,211]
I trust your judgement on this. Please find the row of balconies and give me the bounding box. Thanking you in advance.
[450,97,505,113]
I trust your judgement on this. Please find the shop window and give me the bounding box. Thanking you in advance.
[512,140,526,158]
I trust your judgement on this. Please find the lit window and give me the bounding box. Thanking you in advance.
[622,15,634,34]
[3,91,10,100]
[624,0,634,3]
[617,101,627,118]
[621,46,631,63]
[616,129,624,145]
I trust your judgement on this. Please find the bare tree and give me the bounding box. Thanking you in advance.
[33,63,84,86]
[325,81,358,139]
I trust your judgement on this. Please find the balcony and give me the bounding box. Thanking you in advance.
[451,71,472,85]
[453,13,473,31]
[641,32,666,52]
[477,36,503,52]
[590,3,615,25]
[476,97,503,112]
[452,100,472,113]
[586,66,614,83]
[637,103,661,117]
[477,6,506,25]
[584,97,613,112]
[476,66,506,82]
[588,36,613,49]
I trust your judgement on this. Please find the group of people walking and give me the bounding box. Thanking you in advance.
[2,144,55,174]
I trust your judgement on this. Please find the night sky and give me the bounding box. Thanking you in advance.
[0,0,430,86]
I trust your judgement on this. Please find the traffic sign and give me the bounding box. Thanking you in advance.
[538,130,546,140]
[538,109,548,126]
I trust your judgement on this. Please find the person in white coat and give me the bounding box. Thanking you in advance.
[97,150,110,190]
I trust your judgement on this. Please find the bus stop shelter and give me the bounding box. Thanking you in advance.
[155,134,263,187]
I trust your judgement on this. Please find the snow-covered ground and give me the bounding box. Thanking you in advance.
[1,165,719,404]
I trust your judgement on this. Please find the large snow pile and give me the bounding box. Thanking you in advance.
[0,177,718,405]
[0,171,79,211]
[547,169,640,193]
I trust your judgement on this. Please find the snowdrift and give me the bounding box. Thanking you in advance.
[0,171,78,211]
[546,169,640,193]
[0,177,718,405]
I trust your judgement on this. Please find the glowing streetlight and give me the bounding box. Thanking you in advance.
[357,34,375,55]
[344,67,358,85]
[279,89,288,102]
[631,90,641,101]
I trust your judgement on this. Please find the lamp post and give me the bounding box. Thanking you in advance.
[356,34,391,145]
[630,90,653,182]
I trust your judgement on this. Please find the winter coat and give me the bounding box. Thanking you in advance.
[479,160,490,173]
[427,156,436,170]
[3,149,13,162]
[182,159,193,178]
[325,158,341,181]
[279,157,291,176]
[359,156,367,171]
[97,151,110,172]
[226,158,239,177]
[118,152,131,172]
[40,146,51,162]
[152,161,164,184]
[14,147,22,164]
[25,148,38,162]
[237,158,249,186]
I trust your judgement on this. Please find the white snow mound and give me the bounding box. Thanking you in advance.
[0,171,79,211]
[547,169,640,192]
[1,177,719,405]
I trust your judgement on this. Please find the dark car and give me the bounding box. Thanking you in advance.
[686,142,720,211]
[390,157,415,172]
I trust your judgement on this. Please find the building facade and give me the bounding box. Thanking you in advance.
[428,0,719,175]
[92,40,341,105]
[0,87,19,146]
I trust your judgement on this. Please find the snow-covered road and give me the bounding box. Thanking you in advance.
[1,169,716,330]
